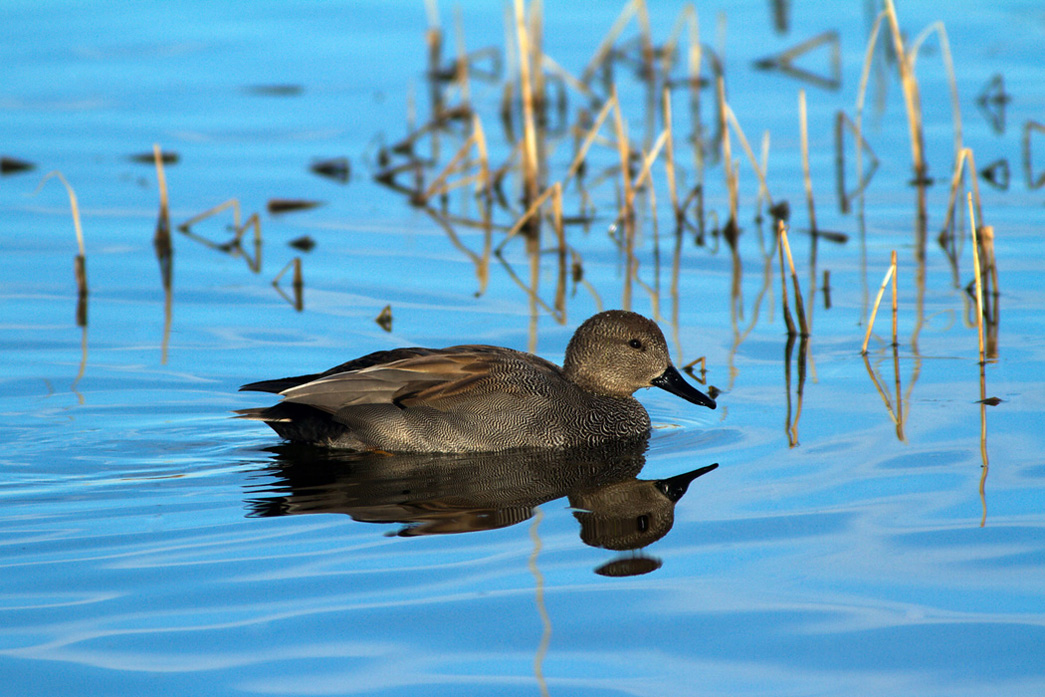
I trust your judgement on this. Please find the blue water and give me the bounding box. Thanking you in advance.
[3,1,1044,695]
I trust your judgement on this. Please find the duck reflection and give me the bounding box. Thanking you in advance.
[246,437,717,576]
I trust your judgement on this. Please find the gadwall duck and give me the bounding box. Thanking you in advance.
[237,310,716,452]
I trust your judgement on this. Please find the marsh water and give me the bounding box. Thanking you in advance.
[3,1,1045,695]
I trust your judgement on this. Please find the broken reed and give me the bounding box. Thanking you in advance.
[799,90,817,233]
[967,192,986,365]
[153,144,173,293]
[513,0,541,228]
[883,0,927,183]
[153,143,171,253]
[37,171,88,325]
[860,250,898,355]
[776,221,808,338]
[272,257,304,311]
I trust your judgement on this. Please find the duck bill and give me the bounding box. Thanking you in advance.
[656,463,719,501]
[651,366,716,409]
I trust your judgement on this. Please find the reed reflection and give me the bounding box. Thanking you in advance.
[246,437,718,576]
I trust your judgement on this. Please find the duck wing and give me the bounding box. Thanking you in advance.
[276,346,559,414]
[239,347,441,394]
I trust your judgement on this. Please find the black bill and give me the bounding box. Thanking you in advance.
[651,365,717,409]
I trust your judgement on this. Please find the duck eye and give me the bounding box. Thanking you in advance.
[628,338,643,350]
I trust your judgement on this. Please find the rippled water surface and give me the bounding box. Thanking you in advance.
[3,1,1045,695]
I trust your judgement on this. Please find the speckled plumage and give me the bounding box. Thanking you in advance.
[237,310,716,452]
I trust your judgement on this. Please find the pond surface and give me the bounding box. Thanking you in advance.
[2,1,1044,695]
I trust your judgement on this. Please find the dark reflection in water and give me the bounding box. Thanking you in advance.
[245,437,717,576]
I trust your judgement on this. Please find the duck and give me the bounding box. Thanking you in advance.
[237,310,716,452]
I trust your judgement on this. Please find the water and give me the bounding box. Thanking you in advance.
[2,1,1044,695]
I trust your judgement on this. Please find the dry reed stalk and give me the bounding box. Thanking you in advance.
[153,144,172,258]
[853,11,885,206]
[890,249,898,347]
[562,93,617,187]
[717,77,738,227]
[883,0,927,182]
[777,221,797,336]
[861,254,897,354]
[861,353,900,428]
[660,4,700,81]
[1024,121,1045,189]
[235,213,262,272]
[527,0,545,113]
[755,31,841,90]
[37,171,87,317]
[892,341,905,441]
[580,0,639,84]
[627,129,669,200]
[416,122,489,203]
[724,104,775,211]
[977,357,989,527]
[759,130,771,220]
[662,87,680,220]
[453,6,471,105]
[472,115,492,194]
[981,224,998,303]
[272,258,304,311]
[909,22,963,160]
[799,90,817,232]
[551,182,567,317]
[154,144,169,220]
[834,110,880,213]
[682,355,706,379]
[634,0,654,78]
[512,0,540,215]
[779,225,809,336]
[425,207,491,295]
[539,54,596,100]
[967,192,985,364]
[611,87,634,211]
[178,199,241,232]
[941,147,984,241]
[496,183,559,252]
[375,305,393,332]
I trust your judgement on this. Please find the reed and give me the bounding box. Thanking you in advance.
[236,213,263,272]
[662,87,680,222]
[178,199,242,232]
[833,110,879,213]
[682,355,706,379]
[513,0,541,221]
[37,171,87,323]
[776,221,797,337]
[272,258,304,311]
[861,252,897,355]
[551,182,567,318]
[883,0,927,183]
[1024,121,1045,189]
[415,115,490,204]
[375,304,393,332]
[890,249,898,347]
[799,90,817,233]
[941,147,984,243]
[909,22,963,161]
[723,104,777,214]
[967,192,985,365]
[580,0,639,84]
[496,183,558,253]
[717,76,738,238]
[779,223,809,337]
[753,31,841,91]
[562,93,617,188]
[153,144,172,265]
